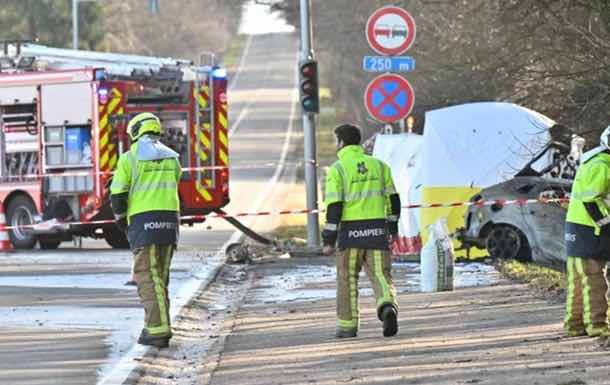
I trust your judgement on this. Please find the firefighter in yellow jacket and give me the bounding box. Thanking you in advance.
[564,126,610,339]
[322,124,400,338]
[110,113,182,348]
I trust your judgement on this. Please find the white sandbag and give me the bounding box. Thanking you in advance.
[420,218,455,292]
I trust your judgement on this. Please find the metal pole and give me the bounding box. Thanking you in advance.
[72,0,78,50]
[299,0,320,247]
[0,116,5,181]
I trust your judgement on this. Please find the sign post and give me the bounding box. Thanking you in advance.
[299,0,320,248]
[363,5,416,125]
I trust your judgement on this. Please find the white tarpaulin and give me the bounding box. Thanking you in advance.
[422,102,554,188]
[373,133,423,254]
[373,102,556,256]
[419,102,555,253]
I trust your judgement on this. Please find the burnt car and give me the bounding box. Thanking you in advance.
[458,141,576,267]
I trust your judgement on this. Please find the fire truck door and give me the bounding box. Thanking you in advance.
[41,83,92,126]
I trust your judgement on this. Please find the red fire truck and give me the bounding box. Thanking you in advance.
[0,43,229,249]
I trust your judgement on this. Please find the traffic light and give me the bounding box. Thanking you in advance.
[149,0,159,14]
[299,59,319,114]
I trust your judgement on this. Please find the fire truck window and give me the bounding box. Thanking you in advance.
[158,113,189,176]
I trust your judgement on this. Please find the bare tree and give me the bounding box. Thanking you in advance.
[282,0,610,143]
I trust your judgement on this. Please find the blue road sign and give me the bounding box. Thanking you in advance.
[362,56,416,73]
[364,74,414,123]
[149,0,159,14]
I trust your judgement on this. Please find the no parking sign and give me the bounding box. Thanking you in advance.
[364,73,414,124]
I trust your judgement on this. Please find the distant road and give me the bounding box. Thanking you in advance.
[0,30,300,385]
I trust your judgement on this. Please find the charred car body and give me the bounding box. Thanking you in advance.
[458,141,578,267]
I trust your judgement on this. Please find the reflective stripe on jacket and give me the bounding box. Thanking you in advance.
[324,145,396,249]
[110,139,182,221]
[565,151,610,258]
[566,152,610,230]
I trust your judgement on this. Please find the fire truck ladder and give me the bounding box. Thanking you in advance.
[1,43,204,79]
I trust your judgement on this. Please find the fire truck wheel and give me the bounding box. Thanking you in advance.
[6,195,37,249]
[103,226,130,249]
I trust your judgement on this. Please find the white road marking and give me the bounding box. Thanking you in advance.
[228,63,273,137]
[228,34,253,92]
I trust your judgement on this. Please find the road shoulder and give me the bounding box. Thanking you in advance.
[203,257,609,385]
[128,255,610,385]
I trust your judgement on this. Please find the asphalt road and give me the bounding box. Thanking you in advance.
[0,30,300,385]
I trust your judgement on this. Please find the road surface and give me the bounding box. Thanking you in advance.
[129,257,610,385]
[0,9,302,385]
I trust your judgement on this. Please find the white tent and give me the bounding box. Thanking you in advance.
[373,102,555,255]
[421,102,553,188]
[373,133,423,254]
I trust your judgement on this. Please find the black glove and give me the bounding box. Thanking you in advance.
[116,217,127,232]
[388,221,398,237]
[321,229,338,247]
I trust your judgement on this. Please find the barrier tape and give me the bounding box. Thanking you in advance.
[0,162,315,180]
[1,197,569,231]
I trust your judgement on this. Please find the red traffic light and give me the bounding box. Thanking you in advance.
[301,63,316,77]
[299,60,319,114]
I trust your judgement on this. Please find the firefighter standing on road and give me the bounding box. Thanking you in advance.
[322,124,401,338]
[110,113,182,349]
[564,126,610,339]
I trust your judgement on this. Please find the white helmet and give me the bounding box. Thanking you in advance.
[601,125,610,150]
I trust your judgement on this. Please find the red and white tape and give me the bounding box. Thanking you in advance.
[1,197,568,231]
[402,197,569,210]
[1,162,314,180]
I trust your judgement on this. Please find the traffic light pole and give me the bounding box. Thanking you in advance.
[299,0,320,247]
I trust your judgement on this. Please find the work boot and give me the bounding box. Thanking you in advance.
[138,329,170,348]
[597,332,610,348]
[586,324,609,338]
[335,328,357,338]
[381,305,398,337]
[564,328,587,338]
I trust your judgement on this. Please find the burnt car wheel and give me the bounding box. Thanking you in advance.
[485,225,531,261]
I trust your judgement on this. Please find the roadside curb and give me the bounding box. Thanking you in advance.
[98,233,241,385]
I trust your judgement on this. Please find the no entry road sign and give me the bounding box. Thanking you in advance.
[366,6,416,56]
[364,73,414,123]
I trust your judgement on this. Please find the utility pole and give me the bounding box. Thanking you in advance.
[72,0,79,49]
[299,0,320,247]
[73,0,100,50]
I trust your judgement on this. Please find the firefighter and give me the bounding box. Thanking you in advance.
[110,112,182,348]
[564,125,610,339]
[322,124,401,338]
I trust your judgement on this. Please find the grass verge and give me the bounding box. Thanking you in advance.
[221,33,247,70]
[268,224,308,240]
[496,260,566,298]
[316,104,338,168]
